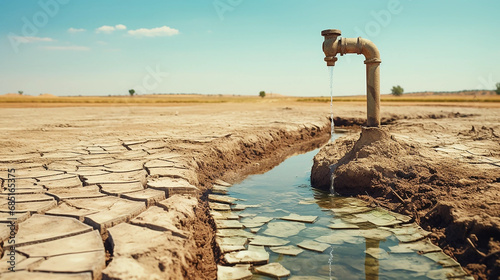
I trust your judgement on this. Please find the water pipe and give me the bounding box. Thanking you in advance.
[322,29,381,127]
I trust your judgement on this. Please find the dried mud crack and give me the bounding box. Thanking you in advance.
[0,105,330,280]
[1,104,497,279]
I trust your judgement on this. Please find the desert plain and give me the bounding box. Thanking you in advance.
[0,95,498,280]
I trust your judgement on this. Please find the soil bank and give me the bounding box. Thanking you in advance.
[312,107,500,280]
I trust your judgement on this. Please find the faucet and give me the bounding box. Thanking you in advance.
[322,29,381,127]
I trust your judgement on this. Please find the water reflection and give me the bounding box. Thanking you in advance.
[222,148,465,279]
[365,239,380,280]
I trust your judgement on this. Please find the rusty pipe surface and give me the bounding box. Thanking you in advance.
[322,29,381,127]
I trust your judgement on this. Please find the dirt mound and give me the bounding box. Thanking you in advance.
[313,127,416,195]
[311,126,500,280]
[38,93,58,97]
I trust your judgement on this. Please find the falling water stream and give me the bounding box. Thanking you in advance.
[329,66,335,143]
[214,147,470,279]
[328,66,336,196]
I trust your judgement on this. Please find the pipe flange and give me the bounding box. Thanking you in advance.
[340,38,347,56]
[356,37,363,55]
[364,58,382,64]
[324,56,338,66]
[321,29,341,37]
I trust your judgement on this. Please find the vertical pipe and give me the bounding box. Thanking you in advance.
[365,62,381,127]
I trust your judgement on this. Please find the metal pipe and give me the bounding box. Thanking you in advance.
[322,29,381,127]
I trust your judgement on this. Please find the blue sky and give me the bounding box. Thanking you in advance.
[0,0,499,96]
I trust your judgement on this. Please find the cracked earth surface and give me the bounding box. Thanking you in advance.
[0,102,498,279]
[0,103,330,279]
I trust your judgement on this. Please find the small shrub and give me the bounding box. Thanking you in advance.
[391,85,404,96]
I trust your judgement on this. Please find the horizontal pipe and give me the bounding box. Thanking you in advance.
[339,37,381,64]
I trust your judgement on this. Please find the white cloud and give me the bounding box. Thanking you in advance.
[11,36,55,43]
[96,24,127,34]
[128,26,179,37]
[96,25,116,34]
[115,24,127,30]
[96,41,108,45]
[68,27,86,33]
[43,45,90,51]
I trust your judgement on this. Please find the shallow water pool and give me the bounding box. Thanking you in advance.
[214,145,470,279]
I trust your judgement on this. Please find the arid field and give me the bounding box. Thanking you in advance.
[0,95,498,279]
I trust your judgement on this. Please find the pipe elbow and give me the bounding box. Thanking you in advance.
[359,38,381,64]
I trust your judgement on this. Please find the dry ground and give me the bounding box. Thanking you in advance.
[0,100,498,279]
[0,102,330,279]
[312,105,500,280]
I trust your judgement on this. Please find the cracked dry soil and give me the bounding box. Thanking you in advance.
[0,102,499,279]
[0,103,329,279]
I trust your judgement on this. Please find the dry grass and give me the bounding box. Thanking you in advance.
[1,93,499,108]
[297,94,500,103]
[0,95,266,104]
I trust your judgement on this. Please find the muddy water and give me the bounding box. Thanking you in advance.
[220,143,471,279]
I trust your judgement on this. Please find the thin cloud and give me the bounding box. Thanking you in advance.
[68,27,86,33]
[96,24,127,34]
[128,26,179,37]
[43,45,90,51]
[11,36,55,43]
[96,25,115,33]
[115,24,127,30]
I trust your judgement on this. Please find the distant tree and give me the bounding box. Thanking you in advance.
[391,85,404,96]
[259,91,266,98]
[18,90,23,95]
[129,89,135,96]
[496,83,500,95]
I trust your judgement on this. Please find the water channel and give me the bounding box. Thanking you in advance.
[212,135,471,280]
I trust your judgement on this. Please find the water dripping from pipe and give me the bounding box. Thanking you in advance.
[329,66,335,142]
[329,164,337,196]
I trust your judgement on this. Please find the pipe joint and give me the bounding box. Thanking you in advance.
[364,58,382,64]
[339,37,363,56]
[356,37,363,55]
